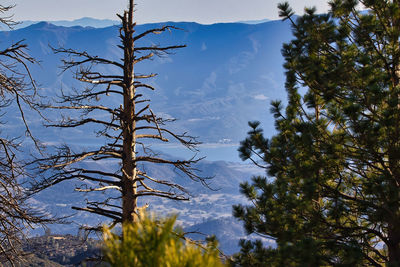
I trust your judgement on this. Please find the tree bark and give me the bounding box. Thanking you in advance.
[389,2,400,264]
[388,225,400,266]
[122,0,137,224]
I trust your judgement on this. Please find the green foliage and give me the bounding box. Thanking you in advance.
[234,0,400,266]
[103,213,228,267]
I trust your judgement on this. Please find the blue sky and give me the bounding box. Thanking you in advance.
[8,0,330,23]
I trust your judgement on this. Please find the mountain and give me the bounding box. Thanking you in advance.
[0,19,292,161]
[12,17,272,30]
[0,20,294,254]
[12,17,119,30]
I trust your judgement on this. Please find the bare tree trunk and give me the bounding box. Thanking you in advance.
[122,0,137,224]
[33,0,203,232]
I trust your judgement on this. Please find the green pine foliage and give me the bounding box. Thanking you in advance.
[234,0,400,265]
[102,213,228,267]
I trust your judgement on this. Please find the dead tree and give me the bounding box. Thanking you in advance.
[33,0,207,229]
[0,4,54,266]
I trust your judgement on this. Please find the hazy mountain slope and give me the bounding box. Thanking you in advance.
[185,216,275,255]
[30,158,263,232]
[29,157,264,254]
[0,20,293,253]
[0,20,292,153]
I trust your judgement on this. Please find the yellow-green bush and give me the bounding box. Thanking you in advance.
[102,213,228,267]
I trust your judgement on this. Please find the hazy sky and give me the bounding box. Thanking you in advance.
[7,0,331,24]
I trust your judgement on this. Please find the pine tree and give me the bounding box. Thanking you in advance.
[234,1,400,265]
[33,0,207,230]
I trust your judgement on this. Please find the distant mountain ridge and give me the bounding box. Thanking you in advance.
[8,17,275,31]
[11,17,120,30]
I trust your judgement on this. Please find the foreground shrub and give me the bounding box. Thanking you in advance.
[103,213,227,267]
